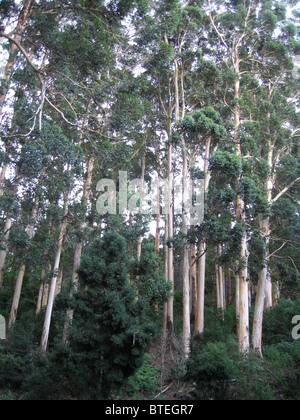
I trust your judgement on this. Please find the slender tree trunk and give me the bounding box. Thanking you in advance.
[190,242,197,317]
[236,273,240,332]
[55,269,63,298]
[8,198,38,328]
[155,176,161,256]
[163,215,169,335]
[195,242,206,334]
[252,135,274,355]
[41,192,69,353]
[0,0,35,113]
[0,165,8,197]
[137,154,146,262]
[42,282,49,309]
[182,139,190,357]
[0,218,12,288]
[234,60,250,353]
[8,265,26,329]
[252,266,266,356]
[166,117,174,335]
[36,272,45,315]
[194,137,211,334]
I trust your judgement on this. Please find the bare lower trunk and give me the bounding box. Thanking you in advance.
[8,198,38,328]
[42,282,49,309]
[8,264,26,329]
[0,218,12,288]
[182,140,190,357]
[36,274,44,315]
[163,215,169,335]
[190,243,197,317]
[155,176,161,256]
[238,230,250,353]
[137,155,146,262]
[62,242,82,342]
[252,266,266,356]
[195,242,206,334]
[0,165,8,197]
[0,0,35,113]
[41,193,69,353]
[166,119,174,335]
[236,273,240,331]
[252,217,271,356]
[194,137,211,334]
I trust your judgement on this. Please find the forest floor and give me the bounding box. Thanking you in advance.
[120,332,193,401]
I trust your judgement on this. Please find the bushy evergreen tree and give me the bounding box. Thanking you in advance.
[65,231,155,399]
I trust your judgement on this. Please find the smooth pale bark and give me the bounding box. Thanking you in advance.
[41,193,69,353]
[195,242,206,334]
[137,154,146,262]
[36,257,52,315]
[55,270,63,298]
[36,272,44,315]
[0,165,8,197]
[194,137,211,334]
[0,218,12,288]
[42,282,49,309]
[238,224,250,354]
[252,132,274,355]
[8,265,26,329]
[234,58,250,353]
[0,0,35,113]
[252,266,267,356]
[190,243,197,316]
[155,176,161,256]
[163,215,169,335]
[166,118,174,335]
[182,139,190,357]
[217,245,226,312]
[8,199,38,328]
[236,274,240,331]
[216,263,221,309]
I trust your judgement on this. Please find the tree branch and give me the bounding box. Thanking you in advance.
[272,177,300,204]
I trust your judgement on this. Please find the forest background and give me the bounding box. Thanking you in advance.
[0,0,299,400]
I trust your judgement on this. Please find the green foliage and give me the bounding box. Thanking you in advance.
[132,241,172,311]
[263,299,300,345]
[210,151,242,181]
[122,354,161,399]
[66,231,155,399]
[0,391,16,401]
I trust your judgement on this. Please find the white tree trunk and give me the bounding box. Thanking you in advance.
[195,242,206,334]
[8,199,38,328]
[137,154,146,262]
[194,137,211,334]
[252,266,266,356]
[166,119,174,334]
[8,264,26,329]
[190,243,197,316]
[182,139,190,357]
[0,218,12,288]
[41,193,69,353]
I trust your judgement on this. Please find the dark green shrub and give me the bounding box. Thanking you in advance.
[263,299,300,345]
